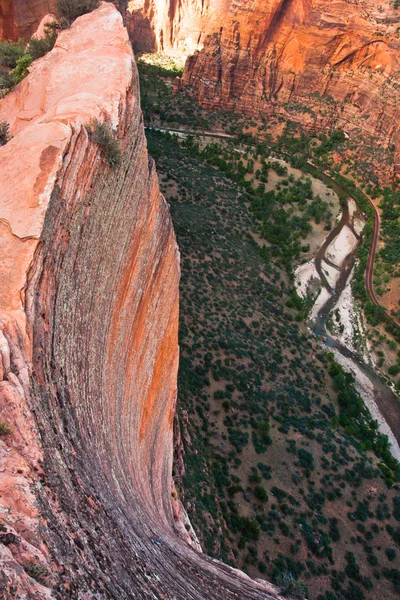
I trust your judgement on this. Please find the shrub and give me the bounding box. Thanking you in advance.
[86,119,121,168]
[0,53,32,94]
[56,0,100,24]
[0,421,12,436]
[25,561,49,583]
[254,485,269,502]
[277,572,307,599]
[393,496,400,521]
[28,22,58,60]
[0,121,11,146]
[386,548,396,562]
[0,39,25,69]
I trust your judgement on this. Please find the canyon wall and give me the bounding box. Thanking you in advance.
[126,0,229,54]
[0,3,281,598]
[128,0,400,178]
[0,0,54,39]
[179,0,400,176]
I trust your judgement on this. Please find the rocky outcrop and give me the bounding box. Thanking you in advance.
[0,3,282,598]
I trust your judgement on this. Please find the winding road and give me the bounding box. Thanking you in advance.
[365,195,381,306]
[147,123,400,453]
[148,124,394,325]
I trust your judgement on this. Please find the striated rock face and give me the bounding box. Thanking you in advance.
[126,0,229,54]
[0,0,54,39]
[0,3,281,598]
[129,0,400,178]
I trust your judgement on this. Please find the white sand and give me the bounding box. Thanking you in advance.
[295,260,319,299]
[321,260,341,288]
[310,287,331,321]
[348,198,357,218]
[353,217,365,236]
[326,225,358,266]
[330,267,366,354]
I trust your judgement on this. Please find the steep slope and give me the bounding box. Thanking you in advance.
[0,3,282,598]
[179,0,400,177]
[127,0,229,54]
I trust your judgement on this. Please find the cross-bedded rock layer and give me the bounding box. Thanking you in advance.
[0,3,282,598]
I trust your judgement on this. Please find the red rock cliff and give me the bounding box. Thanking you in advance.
[0,3,282,598]
[0,0,54,39]
[130,0,400,177]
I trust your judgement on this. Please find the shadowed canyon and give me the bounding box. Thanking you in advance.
[0,1,400,600]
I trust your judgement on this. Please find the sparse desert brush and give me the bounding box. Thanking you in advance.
[0,121,11,146]
[0,421,12,436]
[277,572,307,599]
[86,119,121,169]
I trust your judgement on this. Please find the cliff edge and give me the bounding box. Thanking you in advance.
[0,4,281,598]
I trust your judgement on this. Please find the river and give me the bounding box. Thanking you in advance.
[311,173,400,456]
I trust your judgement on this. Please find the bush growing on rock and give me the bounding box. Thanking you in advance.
[28,22,58,60]
[0,421,12,435]
[56,0,100,24]
[0,39,25,70]
[0,121,11,146]
[86,119,121,168]
[277,572,307,599]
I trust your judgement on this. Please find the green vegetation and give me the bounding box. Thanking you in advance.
[0,421,12,436]
[137,53,184,121]
[56,0,100,24]
[0,39,25,69]
[147,129,400,599]
[277,572,308,599]
[0,0,101,94]
[25,561,49,584]
[0,121,10,146]
[140,57,400,600]
[85,119,121,168]
[27,22,58,60]
[0,22,58,95]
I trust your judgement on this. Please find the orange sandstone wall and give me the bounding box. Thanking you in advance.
[178,0,400,176]
[0,0,54,39]
[0,3,281,598]
[126,0,230,54]
[127,0,400,178]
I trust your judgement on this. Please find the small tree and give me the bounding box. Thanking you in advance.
[28,22,59,60]
[0,39,25,70]
[56,0,100,24]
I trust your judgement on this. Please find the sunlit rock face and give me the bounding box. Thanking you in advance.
[126,0,230,55]
[0,3,282,598]
[180,0,400,177]
[128,0,400,179]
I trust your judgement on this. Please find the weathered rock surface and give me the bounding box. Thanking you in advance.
[0,3,282,598]
[127,0,229,54]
